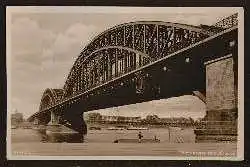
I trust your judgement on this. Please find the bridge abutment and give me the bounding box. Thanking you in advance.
[195,55,238,142]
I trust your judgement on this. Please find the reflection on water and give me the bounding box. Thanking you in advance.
[11,128,83,143]
[11,128,47,143]
[11,127,196,144]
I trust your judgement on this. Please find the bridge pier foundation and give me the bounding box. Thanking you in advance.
[46,110,85,143]
[194,55,237,142]
[66,112,88,136]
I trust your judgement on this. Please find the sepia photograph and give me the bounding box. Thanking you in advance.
[6,7,244,160]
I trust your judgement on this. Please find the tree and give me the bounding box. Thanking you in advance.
[188,117,194,124]
[145,114,159,124]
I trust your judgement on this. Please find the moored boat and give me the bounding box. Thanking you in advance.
[89,126,101,130]
[114,138,160,143]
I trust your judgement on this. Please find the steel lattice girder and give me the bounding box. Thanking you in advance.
[63,21,213,98]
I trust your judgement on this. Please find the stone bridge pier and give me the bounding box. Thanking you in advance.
[49,110,60,125]
[195,44,238,142]
[46,108,87,142]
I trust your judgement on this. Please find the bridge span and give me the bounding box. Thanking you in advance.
[28,14,238,142]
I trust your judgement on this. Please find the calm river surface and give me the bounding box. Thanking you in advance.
[10,128,237,157]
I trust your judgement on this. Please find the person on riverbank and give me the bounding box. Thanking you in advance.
[138,131,143,143]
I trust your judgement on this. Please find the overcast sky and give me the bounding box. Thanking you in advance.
[7,7,238,119]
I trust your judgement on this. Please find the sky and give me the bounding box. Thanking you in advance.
[7,7,238,119]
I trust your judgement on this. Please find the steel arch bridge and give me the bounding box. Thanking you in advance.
[28,14,238,141]
[39,88,64,112]
[63,21,213,98]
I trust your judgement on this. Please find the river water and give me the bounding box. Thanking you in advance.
[11,127,194,143]
[10,128,237,157]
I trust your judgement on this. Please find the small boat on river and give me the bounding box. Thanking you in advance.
[114,138,160,143]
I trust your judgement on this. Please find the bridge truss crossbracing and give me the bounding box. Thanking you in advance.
[63,22,213,98]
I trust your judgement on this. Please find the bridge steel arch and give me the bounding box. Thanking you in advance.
[63,21,213,98]
[39,88,64,112]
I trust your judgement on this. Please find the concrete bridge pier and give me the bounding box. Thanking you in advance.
[194,54,238,142]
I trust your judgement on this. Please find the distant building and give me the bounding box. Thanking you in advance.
[11,111,23,126]
[85,112,102,123]
[101,115,141,123]
[142,115,195,126]
[85,112,194,126]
